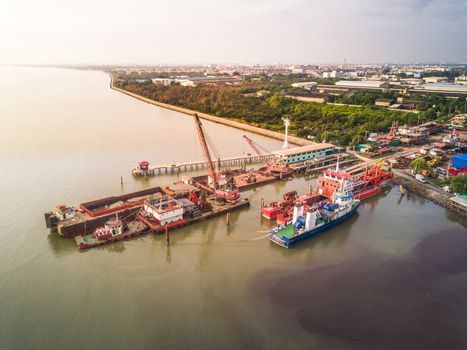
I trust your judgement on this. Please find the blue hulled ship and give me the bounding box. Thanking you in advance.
[269,190,360,248]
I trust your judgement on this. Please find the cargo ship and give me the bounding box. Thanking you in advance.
[261,162,391,224]
[269,190,360,248]
[317,164,393,201]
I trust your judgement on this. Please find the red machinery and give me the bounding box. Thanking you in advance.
[318,163,393,201]
[242,135,291,176]
[448,167,467,176]
[358,165,393,187]
[193,114,240,203]
[352,164,394,200]
[386,121,398,141]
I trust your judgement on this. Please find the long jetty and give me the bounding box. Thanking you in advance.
[134,153,275,176]
[108,73,313,147]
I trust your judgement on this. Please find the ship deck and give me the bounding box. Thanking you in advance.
[275,225,295,239]
[74,221,148,249]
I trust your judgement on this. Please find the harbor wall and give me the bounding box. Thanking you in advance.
[108,73,313,147]
[393,174,467,218]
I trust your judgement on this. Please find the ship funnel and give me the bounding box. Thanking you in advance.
[292,202,304,224]
[305,210,317,230]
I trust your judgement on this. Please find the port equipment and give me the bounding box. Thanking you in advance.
[386,121,398,141]
[356,163,393,191]
[242,135,290,175]
[193,114,240,203]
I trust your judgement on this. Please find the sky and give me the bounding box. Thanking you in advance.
[1,0,466,64]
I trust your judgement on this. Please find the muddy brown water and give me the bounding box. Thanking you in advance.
[0,66,465,350]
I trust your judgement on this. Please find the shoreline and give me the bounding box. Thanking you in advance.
[107,73,313,147]
[392,170,467,218]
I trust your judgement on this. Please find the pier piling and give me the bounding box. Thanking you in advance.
[165,225,170,245]
[226,212,230,225]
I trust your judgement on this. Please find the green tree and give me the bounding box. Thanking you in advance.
[411,157,428,174]
[450,175,467,194]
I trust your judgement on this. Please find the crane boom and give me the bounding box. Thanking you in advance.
[242,135,269,165]
[194,114,217,187]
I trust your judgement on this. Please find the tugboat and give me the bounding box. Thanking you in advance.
[74,214,148,250]
[269,189,360,248]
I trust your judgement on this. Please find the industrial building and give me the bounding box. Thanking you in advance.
[375,98,394,107]
[322,71,346,79]
[291,82,317,90]
[335,80,389,89]
[416,83,467,94]
[273,143,335,164]
[423,77,449,84]
[153,76,241,87]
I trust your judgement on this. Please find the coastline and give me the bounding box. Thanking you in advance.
[392,170,467,218]
[107,73,313,147]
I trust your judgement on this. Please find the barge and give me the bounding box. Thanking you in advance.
[47,179,250,250]
[137,196,250,234]
[44,183,198,238]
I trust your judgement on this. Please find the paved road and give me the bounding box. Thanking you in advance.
[392,168,452,198]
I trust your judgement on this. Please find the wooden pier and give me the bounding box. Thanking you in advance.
[133,154,275,176]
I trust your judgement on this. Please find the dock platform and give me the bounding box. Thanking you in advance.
[132,154,275,176]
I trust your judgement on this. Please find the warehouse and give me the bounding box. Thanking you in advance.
[335,80,389,89]
[273,143,335,164]
[418,83,467,94]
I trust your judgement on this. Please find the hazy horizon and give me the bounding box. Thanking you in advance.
[1,0,466,65]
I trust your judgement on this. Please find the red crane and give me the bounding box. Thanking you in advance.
[193,114,240,203]
[386,121,398,141]
[194,113,217,187]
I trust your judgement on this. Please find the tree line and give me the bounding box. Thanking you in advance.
[115,79,433,146]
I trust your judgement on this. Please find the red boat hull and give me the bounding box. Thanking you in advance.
[354,185,382,200]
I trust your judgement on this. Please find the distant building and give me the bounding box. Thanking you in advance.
[399,78,423,86]
[323,71,345,79]
[423,77,449,84]
[395,97,421,111]
[284,92,330,104]
[290,82,318,90]
[290,66,305,74]
[455,76,467,85]
[335,80,389,89]
[417,83,467,93]
[178,76,241,87]
[375,98,394,107]
[273,143,335,164]
[152,78,177,86]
